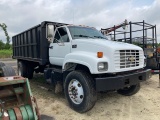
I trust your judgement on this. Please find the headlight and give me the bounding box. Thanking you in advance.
[98,62,108,71]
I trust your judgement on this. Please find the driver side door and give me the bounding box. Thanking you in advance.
[49,27,71,66]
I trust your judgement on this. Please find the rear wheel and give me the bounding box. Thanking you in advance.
[0,65,16,77]
[117,83,140,96]
[18,61,27,77]
[27,67,34,79]
[64,70,97,113]
[18,61,34,79]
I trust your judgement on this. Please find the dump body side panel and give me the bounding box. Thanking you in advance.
[12,21,68,65]
[12,23,49,65]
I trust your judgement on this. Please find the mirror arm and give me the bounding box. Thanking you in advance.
[54,38,60,43]
[54,38,64,46]
[57,29,64,41]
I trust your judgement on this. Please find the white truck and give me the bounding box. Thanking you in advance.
[12,21,150,113]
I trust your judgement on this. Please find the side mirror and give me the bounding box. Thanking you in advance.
[46,24,54,41]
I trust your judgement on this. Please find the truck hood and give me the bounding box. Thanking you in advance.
[73,38,142,50]
[70,38,144,74]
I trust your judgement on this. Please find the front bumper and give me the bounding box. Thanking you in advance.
[95,69,151,91]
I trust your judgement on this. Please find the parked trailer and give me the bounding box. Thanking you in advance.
[13,21,150,113]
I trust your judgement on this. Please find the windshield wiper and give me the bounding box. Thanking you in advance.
[74,35,94,38]
[94,36,106,39]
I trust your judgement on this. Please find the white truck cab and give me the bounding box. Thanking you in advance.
[49,25,145,74]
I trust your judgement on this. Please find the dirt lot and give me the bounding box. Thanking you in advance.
[1,59,160,120]
[30,74,160,120]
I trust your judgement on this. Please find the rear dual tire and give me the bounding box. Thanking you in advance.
[18,61,33,79]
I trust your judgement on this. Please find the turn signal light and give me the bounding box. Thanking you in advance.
[97,52,103,58]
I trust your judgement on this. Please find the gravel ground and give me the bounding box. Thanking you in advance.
[1,59,160,120]
[30,74,160,120]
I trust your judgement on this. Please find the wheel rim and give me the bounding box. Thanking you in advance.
[68,79,84,104]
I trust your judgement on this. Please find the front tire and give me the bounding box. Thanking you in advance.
[64,71,97,113]
[117,83,140,96]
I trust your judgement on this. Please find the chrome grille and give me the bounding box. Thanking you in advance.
[114,50,142,69]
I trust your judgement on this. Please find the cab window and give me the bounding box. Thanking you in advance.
[54,27,69,43]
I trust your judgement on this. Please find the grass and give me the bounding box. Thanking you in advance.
[0,49,12,58]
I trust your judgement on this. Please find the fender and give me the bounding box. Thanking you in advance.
[63,51,108,74]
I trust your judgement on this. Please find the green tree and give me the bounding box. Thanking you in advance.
[0,23,10,44]
[0,40,5,49]
[4,42,11,49]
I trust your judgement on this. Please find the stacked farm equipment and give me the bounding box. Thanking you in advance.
[0,62,40,120]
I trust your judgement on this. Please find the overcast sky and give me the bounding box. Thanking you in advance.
[0,0,160,43]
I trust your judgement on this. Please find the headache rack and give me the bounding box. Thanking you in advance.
[101,20,160,73]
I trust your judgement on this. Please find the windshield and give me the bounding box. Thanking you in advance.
[68,26,108,40]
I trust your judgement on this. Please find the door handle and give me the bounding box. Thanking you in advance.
[49,46,53,49]
[72,44,77,48]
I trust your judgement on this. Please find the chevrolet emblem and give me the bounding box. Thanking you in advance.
[127,56,135,62]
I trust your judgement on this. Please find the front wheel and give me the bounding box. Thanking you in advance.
[64,71,97,113]
[117,83,140,96]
